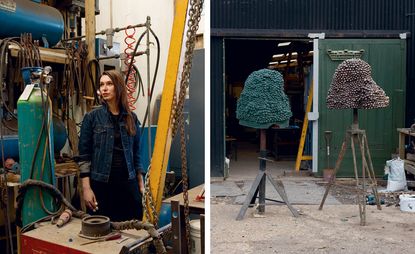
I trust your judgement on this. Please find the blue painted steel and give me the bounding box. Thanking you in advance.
[0,0,64,46]
[140,126,157,173]
[21,67,43,86]
[0,135,19,160]
[52,116,67,153]
[158,203,172,227]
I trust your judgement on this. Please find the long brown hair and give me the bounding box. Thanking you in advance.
[100,70,136,136]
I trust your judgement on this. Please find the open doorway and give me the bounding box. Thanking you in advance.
[224,38,313,176]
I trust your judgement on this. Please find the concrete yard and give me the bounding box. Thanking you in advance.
[211,143,415,253]
[211,200,415,254]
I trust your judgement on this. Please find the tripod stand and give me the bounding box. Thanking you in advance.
[236,129,299,220]
[319,109,381,226]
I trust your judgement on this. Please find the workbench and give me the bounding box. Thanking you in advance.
[163,184,205,254]
[397,128,415,175]
[21,217,149,254]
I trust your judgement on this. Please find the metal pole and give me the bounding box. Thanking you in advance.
[258,129,267,213]
[146,16,152,163]
[324,131,332,169]
[352,108,358,130]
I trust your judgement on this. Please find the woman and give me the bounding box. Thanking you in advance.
[78,70,144,221]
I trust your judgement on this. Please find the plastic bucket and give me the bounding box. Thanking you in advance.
[190,219,201,254]
[399,194,415,212]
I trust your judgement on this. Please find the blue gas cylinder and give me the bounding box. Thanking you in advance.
[0,0,64,47]
[158,203,172,227]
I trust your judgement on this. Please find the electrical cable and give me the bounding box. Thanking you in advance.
[87,59,101,104]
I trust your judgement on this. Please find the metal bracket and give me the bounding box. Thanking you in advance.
[308,33,325,39]
[308,112,319,121]
[400,32,408,39]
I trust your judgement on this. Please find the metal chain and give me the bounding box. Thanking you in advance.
[142,165,159,227]
[171,0,204,137]
[173,0,204,252]
[141,1,203,251]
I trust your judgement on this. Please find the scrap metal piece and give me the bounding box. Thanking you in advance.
[80,215,111,238]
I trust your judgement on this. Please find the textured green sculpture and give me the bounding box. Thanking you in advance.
[236,69,292,129]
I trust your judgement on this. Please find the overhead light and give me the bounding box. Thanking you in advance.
[292,52,298,56]
[278,42,291,47]
[272,54,284,58]
[269,61,278,65]
[280,60,288,63]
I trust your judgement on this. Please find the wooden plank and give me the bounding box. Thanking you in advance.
[405,160,415,175]
[85,0,95,111]
[9,45,67,64]
[163,185,205,210]
[21,218,148,254]
[397,128,415,137]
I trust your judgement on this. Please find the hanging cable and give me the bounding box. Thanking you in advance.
[123,27,161,132]
[123,27,138,110]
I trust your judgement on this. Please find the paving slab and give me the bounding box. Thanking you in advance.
[211,181,242,197]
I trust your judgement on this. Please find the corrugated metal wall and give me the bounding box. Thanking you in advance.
[211,0,415,176]
[212,0,410,30]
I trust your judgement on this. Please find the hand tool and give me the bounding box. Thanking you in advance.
[80,232,122,246]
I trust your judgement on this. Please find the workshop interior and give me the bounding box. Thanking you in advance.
[0,0,205,253]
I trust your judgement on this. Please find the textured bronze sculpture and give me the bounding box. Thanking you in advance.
[326,59,389,109]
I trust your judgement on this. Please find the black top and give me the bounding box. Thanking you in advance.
[109,113,129,182]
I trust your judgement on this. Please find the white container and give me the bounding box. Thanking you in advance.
[190,219,201,254]
[399,194,415,212]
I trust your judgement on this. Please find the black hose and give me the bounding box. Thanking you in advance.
[16,179,89,230]
[87,59,101,104]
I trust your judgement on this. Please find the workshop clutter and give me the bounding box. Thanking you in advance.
[326,58,389,109]
[399,194,415,212]
[384,158,407,192]
[190,219,201,254]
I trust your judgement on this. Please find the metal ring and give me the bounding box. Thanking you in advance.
[81,215,111,238]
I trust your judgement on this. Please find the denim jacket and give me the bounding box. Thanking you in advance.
[78,104,143,182]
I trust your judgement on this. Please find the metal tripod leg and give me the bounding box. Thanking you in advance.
[319,132,350,210]
[236,170,265,220]
[356,133,367,225]
[267,174,299,217]
[362,133,382,210]
[350,133,364,225]
[249,186,259,207]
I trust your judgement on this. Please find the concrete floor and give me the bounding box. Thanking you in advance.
[211,142,413,253]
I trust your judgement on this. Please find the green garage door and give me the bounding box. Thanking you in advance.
[317,39,406,177]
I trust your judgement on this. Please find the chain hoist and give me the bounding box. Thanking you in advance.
[142,1,203,252]
[173,0,204,252]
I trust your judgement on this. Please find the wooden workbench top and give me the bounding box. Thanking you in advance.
[397,128,415,137]
[163,184,205,210]
[22,217,149,254]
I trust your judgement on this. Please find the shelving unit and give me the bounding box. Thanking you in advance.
[397,128,415,175]
[9,44,67,64]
